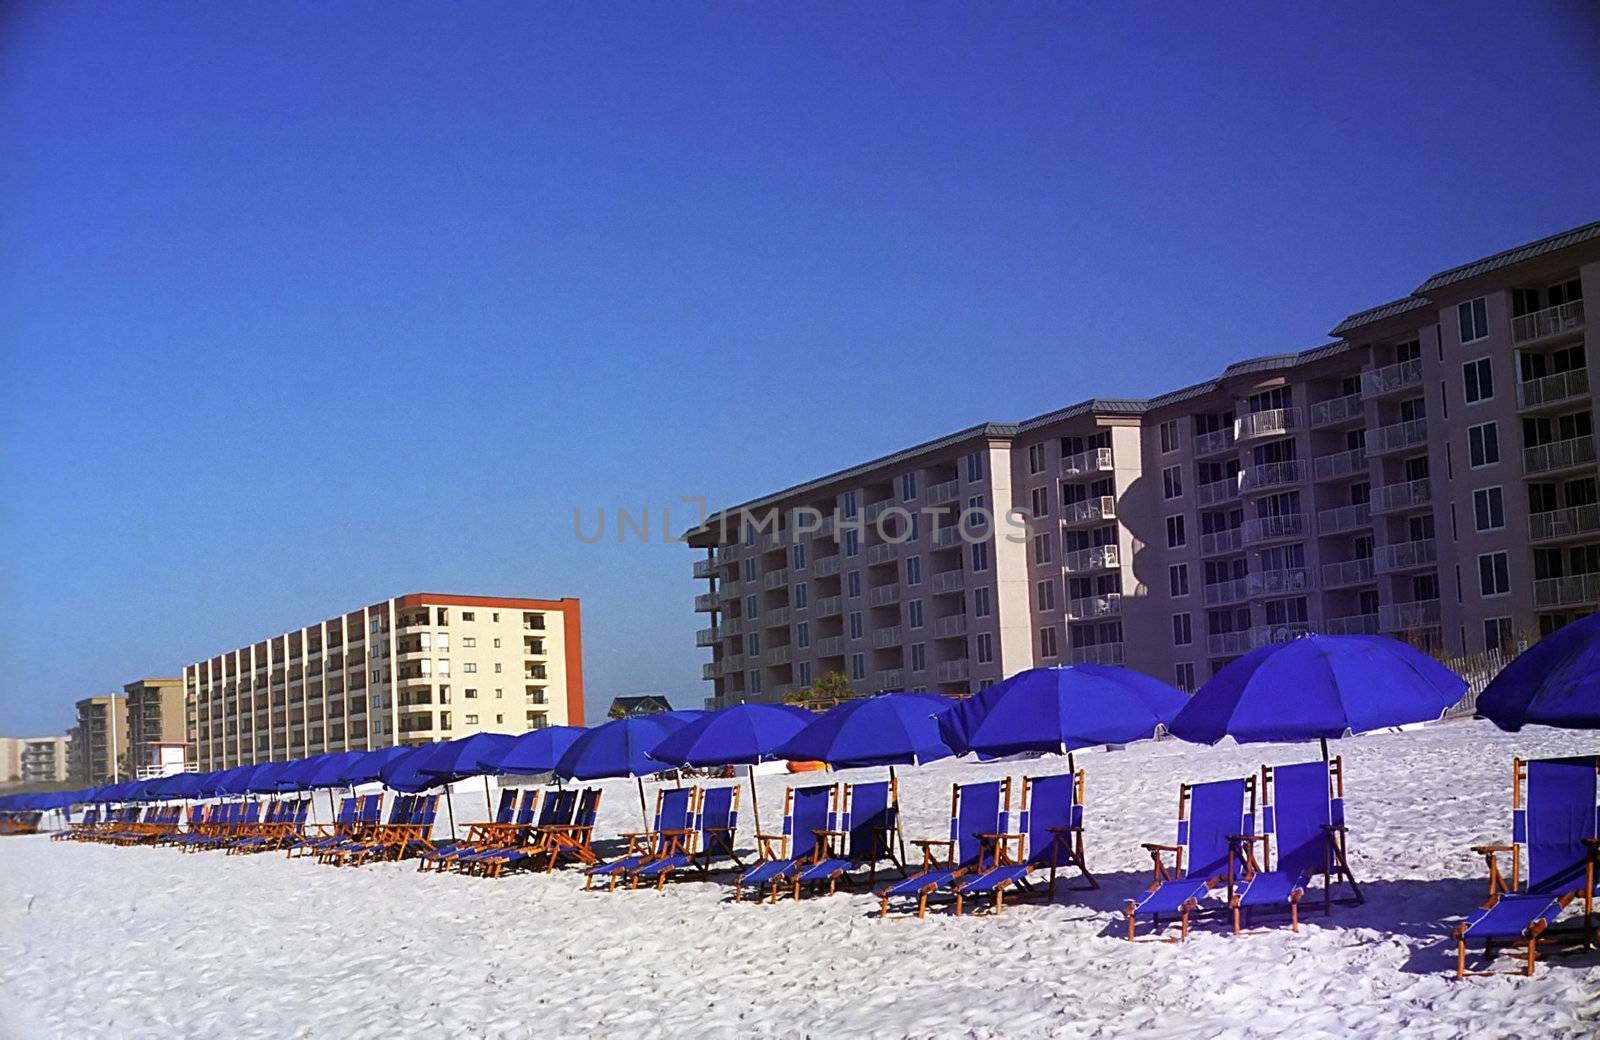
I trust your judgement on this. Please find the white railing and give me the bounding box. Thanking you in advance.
[1532,572,1600,610]
[1528,503,1600,542]
[937,659,970,682]
[694,593,717,612]
[1203,578,1248,606]
[1361,358,1423,398]
[1379,599,1442,631]
[695,626,719,647]
[693,558,719,579]
[815,636,844,657]
[813,595,842,616]
[932,526,963,548]
[867,584,901,607]
[763,568,790,589]
[764,646,792,666]
[872,626,903,648]
[1320,557,1376,588]
[1202,528,1244,555]
[927,478,960,505]
[1369,419,1430,455]
[1060,447,1115,477]
[864,499,894,522]
[1371,478,1431,515]
[702,662,717,681]
[1193,428,1236,456]
[1235,408,1302,441]
[1065,593,1122,620]
[1317,503,1372,535]
[1254,624,1312,647]
[1197,477,1239,506]
[1312,447,1367,482]
[1311,392,1365,427]
[813,555,841,577]
[1524,436,1597,476]
[1516,367,1589,409]
[877,668,905,690]
[1511,299,1584,344]
[1374,539,1438,574]
[1242,513,1308,546]
[933,614,968,638]
[1064,496,1117,526]
[765,607,790,627]
[931,571,964,594]
[1239,459,1304,492]
[1063,545,1120,573]
[1068,642,1124,666]
[866,542,897,565]
[1207,630,1252,657]
[1322,613,1379,636]
[1247,568,1312,595]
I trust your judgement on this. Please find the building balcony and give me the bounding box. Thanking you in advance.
[808,555,840,579]
[1202,527,1244,556]
[1239,459,1305,494]
[937,659,970,683]
[814,595,842,616]
[1361,358,1424,399]
[1067,642,1124,666]
[927,478,960,505]
[1064,593,1121,621]
[815,636,844,657]
[1060,447,1115,478]
[932,526,963,549]
[702,662,718,681]
[1378,599,1442,632]
[1246,568,1312,597]
[1197,477,1239,507]
[1242,513,1308,547]
[1516,368,1590,411]
[1202,578,1249,607]
[1524,436,1597,477]
[1322,612,1380,636]
[694,592,718,612]
[876,668,905,691]
[933,614,968,638]
[1312,447,1368,483]
[1374,538,1438,574]
[931,570,965,595]
[763,568,790,590]
[1511,299,1585,345]
[1534,572,1600,610]
[1207,630,1253,657]
[1371,478,1432,516]
[766,607,790,627]
[1193,428,1236,458]
[1063,545,1120,574]
[1317,503,1372,536]
[1321,557,1376,589]
[872,626,904,649]
[864,499,895,522]
[1235,408,1302,442]
[1529,504,1600,544]
[693,558,719,579]
[1368,419,1430,456]
[1063,496,1117,528]
[1310,392,1366,428]
[868,584,901,607]
[761,530,785,550]
[866,542,898,565]
[764,646,792,667]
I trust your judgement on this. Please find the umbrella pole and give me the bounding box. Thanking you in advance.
[637,776,649,830]
[446,789,457,841]
[1068,752,1077,776]
[890,765,909,869]
[1319,737,1330,762]
[483,775,493,819]
[748,764,762,836]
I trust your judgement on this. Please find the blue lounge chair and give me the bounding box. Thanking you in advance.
[460,788,573,875]
[954,770,1095,915]
[1452,755,1599,977]
[474,787,603,876]
[318,794,405,866]
[419,788,532,872]
[1229,757,1360,933]
[1123,775,1256,940]
[735,783,836,904]
[634,785,742,888]
[288,795,367,859]
[534,787,605,871]
[586,787,694,891]
[793,778,904,898]
[878,779,1011,919]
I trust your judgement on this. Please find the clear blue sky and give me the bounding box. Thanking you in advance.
[2,2,1597,732]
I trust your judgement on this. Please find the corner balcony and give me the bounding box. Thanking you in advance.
[1235,408,1302,442]
[701,662,718,681]
[1378,599,1442,632]
[694,626,720,648]
[1192,428,1237,458]
[1361,358,1423,399]
[1201,527,1244,556]
[1368,419,1430,457]
[1312,447,1368,483]
[1320,557,1376,589]
[1197,477,1239,507]
[1322,612,1380,636]
[1202,578,1248,607]
[1533,572,1600,610]
[1524,435,1597,478]
[1063,545,1120,574]
[932,614,968,638]
[692,558,719,579]
[693,592,718,613]
[1529,504,1600,544]
[1516,368,1590,411]
[1063,496,1117,528]
[1246,568,1313,597]
[1067,642,1124,666]
[1238,459,1304,494]
[1371,478,1432,516]
[1317,503,1372,536]
[1311,392,1366,428]
[1064,593,1122,621]
[1373,538,1438,574]
[1511,299,1585,345]
[1060,447,1115,478]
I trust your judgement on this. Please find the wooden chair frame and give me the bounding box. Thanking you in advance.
[1124,774,1257,942]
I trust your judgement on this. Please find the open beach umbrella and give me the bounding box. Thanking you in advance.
[298,751,364,789]
[241,761,296,795]
[378,746,446,793]
[414,732,517,817]
[335,746,414,787]
[772,692,956,769]
[481,725,585,775]
[646,704,816,830]
[554,714,695,826]
[1168,634,1467,755]
[1477,614,1600,732]
[200,766,253,799]
[935,665,1188,765]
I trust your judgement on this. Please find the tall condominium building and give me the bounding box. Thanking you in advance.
[69,696,129,784]
[124,677,186,769]
[688,220,1598,706]
[19,736,71,783]
[186,593,583,771]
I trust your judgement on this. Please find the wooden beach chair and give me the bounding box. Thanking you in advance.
[1229,757,1361,933]
[1122,774,1256,941]
[792,778,905,898]
[633,785,742,888]
[734,783,837,904]
[877,778,1011,919]
[586,787,696,892]
[953,769,1095,916]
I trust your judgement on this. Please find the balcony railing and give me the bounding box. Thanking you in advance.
[866,542,898,565]
[1378,599,1442,631]
[1317,502,1372,535]
[864,499,894,522]
[1511,299,1585,344]
[933,614,968,638]
[937,659,971,682]
[1247,568,1312,596]
[813,595,842,616]
[693,593,717,612]
[702,662,717,681]
[1320,557,1376,588]
[1311,392,1366,427]
[1374,538,1438,574]
[1207,630,1252,657]
[1064,593,1122,620]
[1524,436,1597,477]
[1201,527,1244,556]
[1533,572,1600,610]
[867,584,901,607]
[872,626,904,649]
[765,646,792,666]
[931,570,964,594]
[1063,545,1120,573]
[1067,642,1124,666]
[1528,503,1600,543]
[763,568,790,589]
[815,636,844,657]
[1235,407,1302,441]
[927,478,960,505]
[693,558,719,579]
[1516,368,1590,410]
[1322,612,1380,636]
[694,626,719,647]
[1197,477,1239,506]
[813,555,841,577]
[1371,478,1431,515]
[1238,459,1304,493]
[876,668,905,690]
[1060,447,1115,477]
[766,607,790,627]
[1063,496,1117,527]
[1242,513,1308,546]
[1203,578,1248,606]
[932,526,963,548]
[1312,447,1367,483]
[1193,428,1236,457]
[1361,358,1423,399]
[1369,419,1430,456]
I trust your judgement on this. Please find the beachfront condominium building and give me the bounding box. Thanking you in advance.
[69,696,129,785]
[124,677,186,770]
[185,593,584,771]
[0,736,70,785]
[687,220,1599,706]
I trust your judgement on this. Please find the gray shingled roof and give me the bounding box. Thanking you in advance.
[1329,295,1434,337]
[1414,220,1600,294]
[1014,397,1148,432]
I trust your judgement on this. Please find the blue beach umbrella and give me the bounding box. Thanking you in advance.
[335,746,414,787]
[647,704,816,831]
[299,752,364,789]
[1477,614,1600,732]
[1168,634,1467,755]
[772,692,957,768]
[415,732,518,817]
[555,714,695,825]
[378,746,446,793]
[935,665,1188,763]
[481,726,585,775]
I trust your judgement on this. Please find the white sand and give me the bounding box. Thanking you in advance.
[3,719,1598,1039]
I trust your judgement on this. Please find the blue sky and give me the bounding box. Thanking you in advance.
[2,2,1597,732]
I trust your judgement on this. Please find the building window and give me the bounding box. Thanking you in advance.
[492,612,499,622]
[792,543,807,570]
[1478,551,1510,597]
[848,571,862,598]
[1458,297,1488,344]
[1036,578,1057,612]
[464,688,478,699]
[1175,662,1196,692]
[849,654,865,681]
[495,714,504,725]
[842,491,858,518]
[973,587,992,618]
[1029,486,1050,518]
[965,451,984,483]
[1166,515,1187,549]
[1468,422,1500,467]
[1159,419,1179,453]
[971,541,990,571]
[1483,617,1514,653]
[462,611,475,621]
[900,472,919,500]
[1032,532,1053,565]
[495,689,503,698]
[905,556,922,585]
[1039,625,1059,658]
[1473,487,1505,532]
[1027,443,1046,475]
[1463,357,1494,403]
[745,594,758,618]
[749,671,763,693]
[465,714,478,725]
[910,643,927,673]
[1172,613,1193,646]
[748,632,761,654]
[794,582,808,609]
[848,612,863,640]
[463,663,477,674]
[797,661,812,685]
[797,621,810,649]
[493,663,502,674]
[1162,465,1184,500]
[744,558,757,582]
[976,633,994,664]
[1169,563,1190,597]
[462,637,476,648]
[845,529,860,556]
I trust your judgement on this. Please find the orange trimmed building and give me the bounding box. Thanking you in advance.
[185,593,583,770]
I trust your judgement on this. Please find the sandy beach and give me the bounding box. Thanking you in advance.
[3,719,1597,1039]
